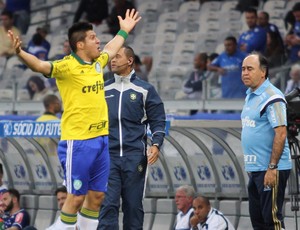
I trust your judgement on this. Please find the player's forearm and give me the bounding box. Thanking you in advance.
[17,49,50,75]
[103,33,127,61]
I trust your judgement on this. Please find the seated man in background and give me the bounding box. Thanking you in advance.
[23,186,68,230]
[36,94,62,121]
[174,185,195,230]
[190,195,234,230]
[2,189,30,229]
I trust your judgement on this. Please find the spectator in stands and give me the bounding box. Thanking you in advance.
[285,2,300,63]
[257,11,284,49]
[235,0,259,12]
[174,185,195,230]
[73,0,109,26]
[0,0,30,34]
[0,10,21,58]
[27,26,51,55]
[27,33,49,61]
[1,189,30,229]
[238,8,267,54]
[98,46,165,230]
[36,94,62,121]
[182,52,208,100]
[53,40,71,60]
[190,195,234,230]
[26,76,53,101]
[241,52,291,229]
[265,31,287,68]
[285,63,300,94]
[107,0,135,35]
[208,36,247,99]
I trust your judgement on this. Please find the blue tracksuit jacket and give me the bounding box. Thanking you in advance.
[104,71,166,156]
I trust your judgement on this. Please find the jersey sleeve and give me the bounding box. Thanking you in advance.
[49,58,69,79]
[97,52,109,68]
[12,211,30,229]
[267,101,287,128]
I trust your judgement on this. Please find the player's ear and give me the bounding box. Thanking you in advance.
[128,57,134,66]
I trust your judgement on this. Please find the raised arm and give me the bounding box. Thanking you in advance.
[103,9,141,61]
[7,30,51,75]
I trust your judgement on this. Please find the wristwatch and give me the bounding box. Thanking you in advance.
[268,163,278,170]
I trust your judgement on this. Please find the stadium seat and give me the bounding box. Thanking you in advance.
[283,201,300,230]
[0,89,13,100]
[221,1,238,11]
[219,199,240,229]
[20,194,38,226]
[263,0,286,11]
[237,200,252,230]
[143,198,157,230]
[151,199,177,230]
[34,195,57,229]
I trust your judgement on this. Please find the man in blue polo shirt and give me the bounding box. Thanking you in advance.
[208,36,247,99]
[238,8,266,54]
[241,52,291,229]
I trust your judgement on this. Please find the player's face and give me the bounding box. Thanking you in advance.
[224,40,236,55]
[257,12,267,27]
[293,10,300,22]
[83,30,101,60]
[1,192,13,212]
[175,190,192,212]
[57,192,67,210]
[242,55,266,91]
[192,198,210,223]
[245,12,257,29]
[110,48,130,75]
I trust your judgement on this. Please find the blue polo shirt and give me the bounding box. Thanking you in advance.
[241,79,291,172]
[210,50,247,98]
[238,26,267,53]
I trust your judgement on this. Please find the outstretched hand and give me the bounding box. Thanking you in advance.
[118,9,141,33]
[7,30,22,54]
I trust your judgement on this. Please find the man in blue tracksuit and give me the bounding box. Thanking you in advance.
[98,46,166,230]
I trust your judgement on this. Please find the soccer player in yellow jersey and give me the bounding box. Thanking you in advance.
[8,9,141,230]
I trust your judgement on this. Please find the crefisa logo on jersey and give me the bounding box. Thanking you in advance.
[95,62,101,73]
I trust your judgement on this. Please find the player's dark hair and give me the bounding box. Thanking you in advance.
[261,11,269,21]
[68,22,93,52]
[43,94,59,109]
[123,45,135,66]
[225,36,237,44]
[55,186,67,196]
[7,188,20,203]
[1,10,13,19]
[0,163,3,175]
[244,7,257,16]
[251,51,269,79]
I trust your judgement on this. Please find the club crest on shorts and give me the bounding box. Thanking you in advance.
[95,62,101,73]
[137,164,143,173]
[130,93,137,101]
[73,179,82,190]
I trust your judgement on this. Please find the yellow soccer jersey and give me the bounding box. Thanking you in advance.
[49,52,109,140]
[36,114,60,121]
